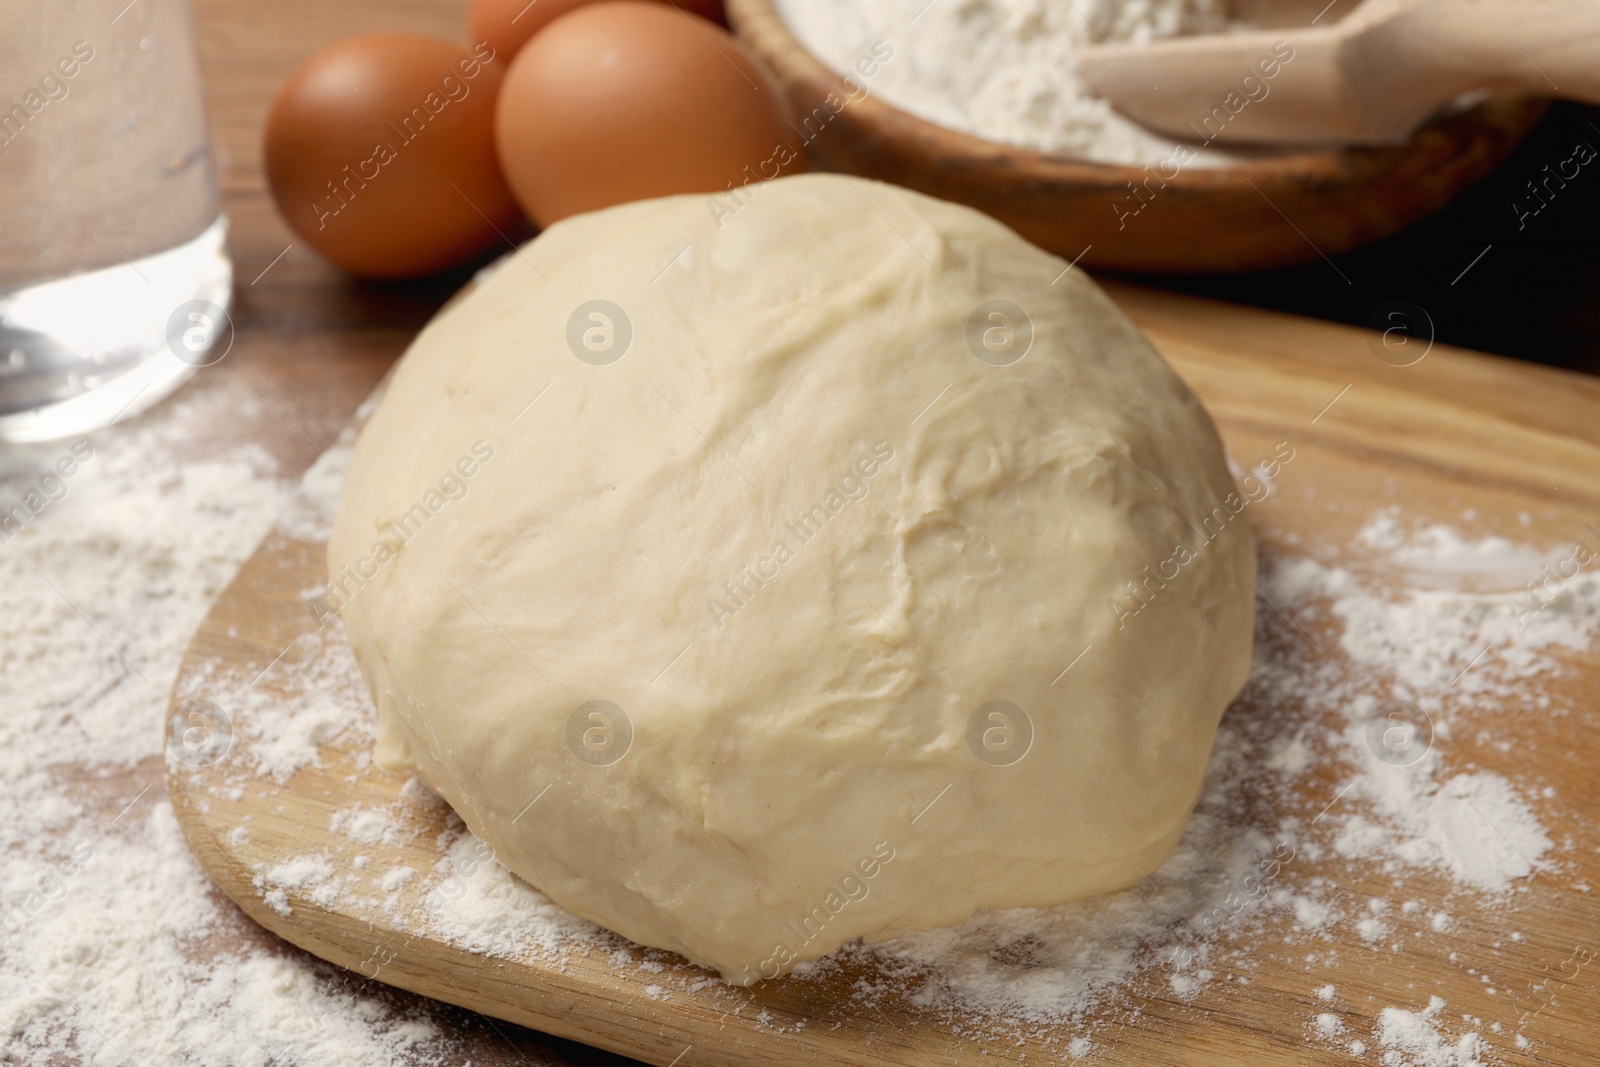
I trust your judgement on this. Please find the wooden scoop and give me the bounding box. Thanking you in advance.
[1076,0,1600,145]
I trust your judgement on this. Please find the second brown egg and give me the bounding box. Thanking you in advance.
[493,1,802,227]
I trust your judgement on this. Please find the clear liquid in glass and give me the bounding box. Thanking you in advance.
[0,0,231,443]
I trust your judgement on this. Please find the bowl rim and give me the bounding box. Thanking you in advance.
[726,0,1544,190]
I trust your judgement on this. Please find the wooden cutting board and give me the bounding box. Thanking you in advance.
[166,282,1600,1067]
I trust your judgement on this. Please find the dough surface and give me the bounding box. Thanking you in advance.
[328,174,1255,983]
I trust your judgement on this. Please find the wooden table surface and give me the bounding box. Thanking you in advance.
[139,0,1597,1063]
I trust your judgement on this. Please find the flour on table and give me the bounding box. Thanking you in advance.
[0,381,491,1065]
[1377,996,1486,1067]
[1356,509,1556,582]
[330,805,406,847]
[380,867,415,893]
[254,855,340,916]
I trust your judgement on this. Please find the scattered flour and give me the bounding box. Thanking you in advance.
[330,806,405,847]
[0,383,491,1065]
[1356,509,1554,581]
[1294,896,1333,930]
[380,868,416,893]
[1376,996,1485,1067]
[1,378,1590,1065]
[420,829,605,961]
[262,855,334,890]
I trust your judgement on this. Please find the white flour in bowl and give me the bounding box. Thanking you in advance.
[772,0,1236,163]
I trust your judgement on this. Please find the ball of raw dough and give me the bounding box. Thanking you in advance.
[328,173,1255,983]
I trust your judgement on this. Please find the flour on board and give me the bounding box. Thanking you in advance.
[2,379,1593,1063]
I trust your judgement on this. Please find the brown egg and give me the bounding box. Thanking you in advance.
[494,2,802,227]
[468,0,726,65]
[263,34,522,279]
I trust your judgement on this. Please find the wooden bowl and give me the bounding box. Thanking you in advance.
[726,0,1547,274]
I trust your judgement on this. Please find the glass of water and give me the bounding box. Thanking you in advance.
[0,0,231,443]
